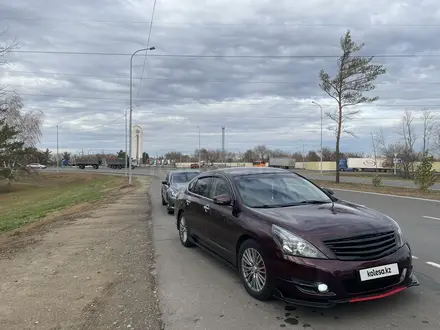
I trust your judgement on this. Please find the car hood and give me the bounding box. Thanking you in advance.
[250,200,397,241]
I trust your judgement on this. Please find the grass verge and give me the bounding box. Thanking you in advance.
[313,179,440,201]
[0,172,133,233]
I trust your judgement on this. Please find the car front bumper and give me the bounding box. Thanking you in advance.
[167,195,177,209]
[270,243,419,308]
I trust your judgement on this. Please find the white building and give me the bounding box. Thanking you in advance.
[131,125,144,164]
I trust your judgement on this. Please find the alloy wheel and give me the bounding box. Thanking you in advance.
[179,216,188,242]
[241,248,267,292]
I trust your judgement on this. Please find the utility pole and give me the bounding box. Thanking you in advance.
[56,123,59,172]
[129,46,155,185]
[125,107,128,176]
[299,139,305,169]
[222,126,225,167]
[197,126,201,165]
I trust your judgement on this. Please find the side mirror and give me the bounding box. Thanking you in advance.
[322,187,334,195]
[213,194,232,205]
[161,180,168,185]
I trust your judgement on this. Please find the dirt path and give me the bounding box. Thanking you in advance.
[0,177,162,330]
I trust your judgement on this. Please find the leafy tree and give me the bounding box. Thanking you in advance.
[117,150,126,159]
[414,154,437,192]
[62,151,71,162]
[142,152,149,164]
[318,30,386,183]
[0,119,25,183]
[41,148,52,164]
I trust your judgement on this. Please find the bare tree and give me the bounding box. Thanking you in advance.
[319,30,387,183]
[1,28,19,98]
[253,145,270,162]
[397,110,418,178]
[421,109,437,154]
[2,94,44,147]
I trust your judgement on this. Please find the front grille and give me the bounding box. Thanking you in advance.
[343,274,401,294]
[322,231,397,261]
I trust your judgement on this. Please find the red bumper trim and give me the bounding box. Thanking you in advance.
[349,286,407,303]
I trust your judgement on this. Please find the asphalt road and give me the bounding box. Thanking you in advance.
[43,166,440,328]
[43,166,440,190]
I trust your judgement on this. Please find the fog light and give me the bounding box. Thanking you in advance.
[400,268,407,282]
[317,283,328,293]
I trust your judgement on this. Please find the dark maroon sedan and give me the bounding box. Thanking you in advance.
[174,167,419,307]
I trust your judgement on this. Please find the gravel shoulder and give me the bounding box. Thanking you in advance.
[0,176,162,330]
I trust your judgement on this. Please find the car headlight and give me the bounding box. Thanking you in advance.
[271,224,327,259]
[385,215,405,247]
[169,189,177,198]
[395,224,405,247]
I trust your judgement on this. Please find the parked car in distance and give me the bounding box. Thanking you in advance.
[174,167,419,307]
[26,163,47,169]
[161,170,201,214]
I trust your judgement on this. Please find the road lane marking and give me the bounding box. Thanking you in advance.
[330,188,440,203]
[423,216,440,221]
[412,256,419,259]
[426,262,440,269]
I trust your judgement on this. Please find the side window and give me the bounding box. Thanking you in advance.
[211,177,233,198]
[187,178,197,192]
[193,177,213,198]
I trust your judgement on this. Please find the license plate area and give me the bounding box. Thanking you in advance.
[359,263,399,282]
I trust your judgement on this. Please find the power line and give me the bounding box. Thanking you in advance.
[135,0,157,99]
[32,103,436,121]
[8,49,440,58]
[43,112,437,125]
[9,91,440,107]
[2,17,440,27]
[53,114,126,132]
[4,69,440,85]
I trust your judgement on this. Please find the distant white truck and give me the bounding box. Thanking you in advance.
[338,157,393,172]
[269,157,296,169]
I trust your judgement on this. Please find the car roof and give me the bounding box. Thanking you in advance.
[169,169,201,175]
[201,166,292,177]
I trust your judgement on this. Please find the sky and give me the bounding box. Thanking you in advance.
[1,0,440,157]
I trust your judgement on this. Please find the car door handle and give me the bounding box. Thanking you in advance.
[204,205,210,212]
[186,200,191,206]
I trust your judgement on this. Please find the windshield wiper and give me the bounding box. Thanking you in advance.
[251,204,281,208]
[251,200,330,208]
[298,200,329,205]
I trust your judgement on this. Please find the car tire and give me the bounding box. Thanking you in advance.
[178,213,195,248]
[238,239,274,301]
[161,194,167,205]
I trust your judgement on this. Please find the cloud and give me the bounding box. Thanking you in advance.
[1,0,440,157]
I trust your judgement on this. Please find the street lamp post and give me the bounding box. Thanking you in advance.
[56,121,62,172]
[197,126,201,165]
[125,106,128,176]
[56,123,59,172]
[129,46,155,185]
[312,101,323,174]
[125,105,139,176]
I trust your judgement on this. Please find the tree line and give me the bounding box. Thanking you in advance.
[158,146,363,164]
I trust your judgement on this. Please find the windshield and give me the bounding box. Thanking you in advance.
[172,172,200,184]
[233,173,332,208]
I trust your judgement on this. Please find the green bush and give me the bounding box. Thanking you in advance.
[372,175,382,187]
[414,155,436,192]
